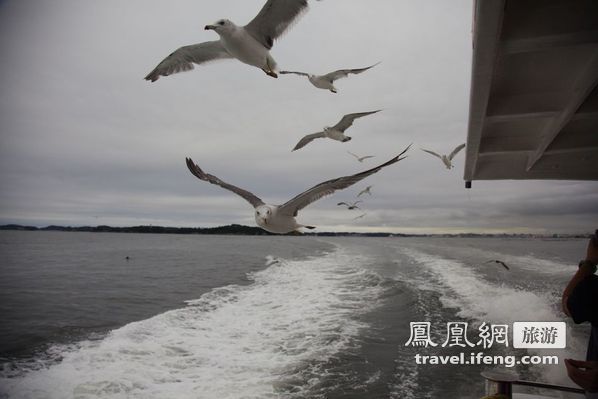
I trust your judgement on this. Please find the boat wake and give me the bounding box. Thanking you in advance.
[1,247,386,399]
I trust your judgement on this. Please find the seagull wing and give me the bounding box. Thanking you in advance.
[322,62,380,82]
[359,155,375,161]
[347,151,360,160]
[244,0,310,50]
[145,41,232,82]
[292,131,326,151]
[279,144,411,216]
[357,185,372,197]
[280,70,310,77]
[498,261,510,270]
[186,158,265,208]
[337,202,350,207]
[332,110,381,132]
[448,143,466,160]
[420,148,442,159]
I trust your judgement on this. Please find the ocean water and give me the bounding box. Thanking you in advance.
[0,231,591,398]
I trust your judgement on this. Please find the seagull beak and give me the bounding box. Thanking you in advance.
[205,25,215,30]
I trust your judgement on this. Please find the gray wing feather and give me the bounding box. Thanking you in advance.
[292,132,326,151]
[280,70,310,77]
[421,148,442,159]
[186,158,264,208]
[322,62,380,82]
[244,0,310,49]
[448,143,466,160]
[145,41,231,82]
[333,110,381,132]
[279,144,411,216]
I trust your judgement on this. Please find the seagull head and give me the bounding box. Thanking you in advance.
[342,137,352,142]
[205,19,235,34]
[255,205,273,227]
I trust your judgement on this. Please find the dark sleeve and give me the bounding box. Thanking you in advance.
[567,274,598,325]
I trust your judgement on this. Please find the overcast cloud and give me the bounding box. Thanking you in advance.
[0,0,596,234]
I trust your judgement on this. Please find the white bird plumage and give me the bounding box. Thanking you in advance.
[280,62,380,93]
[420,143,466,169]
[185,145,410,234]
[292,110,381,151]
[145,0,316,81]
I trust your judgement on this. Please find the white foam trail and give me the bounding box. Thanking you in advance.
[402,248,558,323]
[401,247,588,387]
[1,248,384,399]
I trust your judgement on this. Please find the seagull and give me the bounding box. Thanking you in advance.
[292,110,381,151]
[353,213,367,220]
[485,260,510,270]
[337,200,362,210]
[185,145,410,234]
[357,185,373,197]
[280,62,380,93]
[420,143,466,169]
[348,151,375,163]
[145,0,315,81]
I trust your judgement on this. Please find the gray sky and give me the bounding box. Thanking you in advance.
[0,0,596,234]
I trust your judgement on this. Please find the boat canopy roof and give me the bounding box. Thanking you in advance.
[464,0,598,186]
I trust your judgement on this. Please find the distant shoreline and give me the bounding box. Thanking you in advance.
[0,224,590,238]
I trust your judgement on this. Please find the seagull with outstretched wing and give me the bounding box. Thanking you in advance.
[357,185,373,197]
[348,151,375,163]
[280,62,379,93]
[292,110,381,151]
[145,0,318,81]
[337,200,362,210]
[420,143,465,169]
[485,259,510,270]
[186,145,411,234]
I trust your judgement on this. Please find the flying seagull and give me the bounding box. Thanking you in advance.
[292,110,381,151]
[280,62,380,93]
[145,0,316,81]
[420,143,466,169]
[485,260,510,270]
[337,200,362,210]
[348,151,375,163]
[185,145,411,234]
[353,213,367,220]
[357,185,373,197]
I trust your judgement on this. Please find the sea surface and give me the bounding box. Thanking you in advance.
[0,231,591,398]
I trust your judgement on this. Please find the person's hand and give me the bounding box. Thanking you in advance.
[565,359,598,392]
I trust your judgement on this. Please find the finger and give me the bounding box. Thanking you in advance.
[567,359,591,368]
[566,361,595,389]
